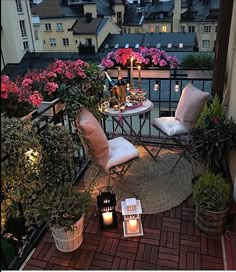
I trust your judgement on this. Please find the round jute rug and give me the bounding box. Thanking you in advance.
[83,147,193,214]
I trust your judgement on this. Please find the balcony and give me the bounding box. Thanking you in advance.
[2,70,235,270]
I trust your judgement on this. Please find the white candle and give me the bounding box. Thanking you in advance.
[138,66,142,90]
[102,212,113,225]
[127,219,138,233]
[130,57,134,87]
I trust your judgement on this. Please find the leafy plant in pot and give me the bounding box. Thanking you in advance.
[28,184,91,252]
[38,124,79,186]
[192,171,231,234]
[190,96,236,176]
[1,117,42,255]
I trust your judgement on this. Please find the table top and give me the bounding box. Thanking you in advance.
[102,99,154,118]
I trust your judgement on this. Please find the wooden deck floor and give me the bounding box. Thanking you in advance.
[23,196,224,270]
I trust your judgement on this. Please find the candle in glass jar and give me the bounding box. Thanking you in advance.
[138,66,142,90]
[127,219,138,233]
[102,211,113,225]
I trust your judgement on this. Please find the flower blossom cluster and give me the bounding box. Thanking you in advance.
[1,75,42,107]
[101,46,178,69]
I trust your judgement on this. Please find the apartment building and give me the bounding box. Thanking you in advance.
[1,0,36,71]
[31,0,120,53]
[122,0,219,52]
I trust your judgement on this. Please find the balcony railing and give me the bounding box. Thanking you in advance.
[1,70,212,269]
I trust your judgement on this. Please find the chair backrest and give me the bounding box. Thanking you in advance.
[75,108,109,170]
[175,83,209,130]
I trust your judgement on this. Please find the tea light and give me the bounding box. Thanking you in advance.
[102,211,113,226]
[120,105,126,112]
[113,105,119,111]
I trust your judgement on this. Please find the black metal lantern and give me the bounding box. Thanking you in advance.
[97,186,117,229]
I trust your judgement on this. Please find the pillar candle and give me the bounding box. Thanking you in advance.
[127,219,138,233]
[102,211,113,225]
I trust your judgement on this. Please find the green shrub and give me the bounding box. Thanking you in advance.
[180,54,214,69]
[193,172,231,212]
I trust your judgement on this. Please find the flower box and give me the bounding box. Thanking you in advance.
[37,98,66,117]
[106,68,170,79]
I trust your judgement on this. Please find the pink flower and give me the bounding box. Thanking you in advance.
[65,71,75,79]
[45,82,58,93]
[29,91,43,107]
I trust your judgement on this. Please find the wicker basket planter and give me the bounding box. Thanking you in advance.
[51,215,84,252]
[195,207,229,235]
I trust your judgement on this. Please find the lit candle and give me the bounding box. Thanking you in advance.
[102,211,113,226]
[130,57,134,88]
[138,66,142,90]
[127,219,138,233]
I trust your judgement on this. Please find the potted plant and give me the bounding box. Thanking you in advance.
[1,75,42,118]
[1,117,42,249]
[27,184,91,252]
[180,53,214,78]
[38,124,78,186]
[190,96,236,176]
[18,60,106,119]
[192,171,231,234]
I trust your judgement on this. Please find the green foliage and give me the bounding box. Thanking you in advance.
[38,124,78,186]
[196,96,225,128]
[63,63,106,120]
[180,54,214,69]
[193,172,231,212]
[27,184,91,232]
[1,117,42,233]
[191,96,236,173]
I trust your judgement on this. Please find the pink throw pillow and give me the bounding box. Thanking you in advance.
[175,83,209,130]
[75,108,109,170]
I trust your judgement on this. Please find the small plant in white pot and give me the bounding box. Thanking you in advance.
[29,184,91,252]
[193,171,232,235]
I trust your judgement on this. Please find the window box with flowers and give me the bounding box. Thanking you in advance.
[18,60,106,120]
[1,75,42,119]
[101,47,179,79]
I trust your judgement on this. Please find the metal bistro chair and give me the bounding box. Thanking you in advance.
[151,83,209,172]
[75,107,140,188]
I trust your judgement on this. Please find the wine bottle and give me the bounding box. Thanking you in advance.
[104,71,117,87]
[117,67,127,102]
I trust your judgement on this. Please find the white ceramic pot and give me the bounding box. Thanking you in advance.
[51,215,84,252]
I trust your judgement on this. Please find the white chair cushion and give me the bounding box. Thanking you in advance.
[175,83,209,130]
[106,137,140,170]
[152,117,189,136]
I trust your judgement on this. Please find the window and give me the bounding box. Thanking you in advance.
[128,28,131,34]
[181,26,185,32]
[134,28,139,33]
[203,25,211,32]
[167,43,172,48]
[19,20,27,38]
[49,38,56,47]
[45,23,52,31]
[117,12,122,22]
[188,25,195,32]
[125,43,129,48]
[85,38,92,46]
[62,38,69,46]
[161,25,167,32]
[15,0,23,13]
[155,26,159,32]
[159,12,164,19]
[114,43,119,48]
[23,41,29,50]
[202,40,210,48]
[56,23,63,31]
[149,26,154,33]
[34,30,39,40]
[215,26,218,33]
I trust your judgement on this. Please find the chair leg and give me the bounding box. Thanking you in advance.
[154,136,169,159]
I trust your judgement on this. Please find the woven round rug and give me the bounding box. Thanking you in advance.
[83,147,193,214]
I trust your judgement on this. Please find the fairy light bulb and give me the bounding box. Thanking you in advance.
[153,81,159,91]
[174,81,180,92]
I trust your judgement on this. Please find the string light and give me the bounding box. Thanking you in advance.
[174,81,180,92]
[153,80,160,91]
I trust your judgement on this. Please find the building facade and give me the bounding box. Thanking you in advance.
[1,0,36,71]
